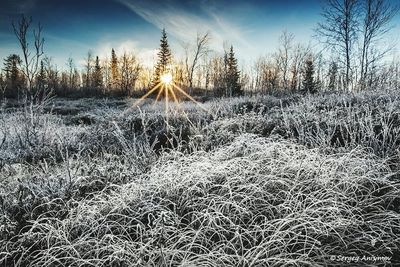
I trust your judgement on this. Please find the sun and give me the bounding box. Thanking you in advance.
[160,72,173,85]
[130,68,208,125]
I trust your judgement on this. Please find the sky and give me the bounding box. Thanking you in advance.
[0,0,399,70]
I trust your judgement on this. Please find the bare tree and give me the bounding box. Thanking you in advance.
[317,0,359,91]
[120,52,141,95]
[202,56,211,91]
[138,66,153,90]
[43,57,59,92]
[254,55,280,93]
[12,15,44,95]
[290,43,311,91]
[66,57,75,89]
[209,54,226,96]
[359,0,397,89]
[184,32,211,94]
[102,57,110,91]
[173,60,186,88]
[275,30,294,89]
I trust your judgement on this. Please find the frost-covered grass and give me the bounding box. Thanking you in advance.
[1,90,400,266]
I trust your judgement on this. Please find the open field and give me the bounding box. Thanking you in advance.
[1,91,400,266]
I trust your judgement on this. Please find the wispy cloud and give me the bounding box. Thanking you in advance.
[116,0,253,52]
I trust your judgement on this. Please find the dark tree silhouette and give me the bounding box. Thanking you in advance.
[36,60,46,91]
[328,61,339,91]
[302,57,317,94]
[110,48,119,89]
[153,29,172,87]
[93,56,103,88]
[12,15,44,95]
[226,46,242,97]
[2,54,24,97]
[317,0,358,90]
[359,0,398,90]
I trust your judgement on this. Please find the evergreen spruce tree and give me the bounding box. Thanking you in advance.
[93,56,103,88]
[301,57,317,94]
[3,54,21,89]
[226,46,242,97]
[153,28,172,87]
[328,61,338,91]
[37,60,46,91]
[110,48,119,89]
[73,69,80,88]
[84,52,93,88]
[222,52,229,97]
[3,54,23,97]
[0,73,4,93]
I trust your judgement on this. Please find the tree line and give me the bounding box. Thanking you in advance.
[0,0,399,100]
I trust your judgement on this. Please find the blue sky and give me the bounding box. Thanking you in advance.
[0,0,399,69]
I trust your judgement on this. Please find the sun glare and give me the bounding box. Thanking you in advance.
[161,72,173,85]
[130,69,208,126]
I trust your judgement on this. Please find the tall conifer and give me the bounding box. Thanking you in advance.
[226,46,242,96]
[302,57,317,94]
[153,29,172,86]
[93,56,103,88]
[110,48,119,89]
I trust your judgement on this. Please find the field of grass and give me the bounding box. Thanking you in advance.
[1,90,400,266]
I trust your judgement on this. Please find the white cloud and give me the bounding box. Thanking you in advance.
[138,48,158,67]
[94,39,158,67]
[95,40,138,59]
[116,0,253,52]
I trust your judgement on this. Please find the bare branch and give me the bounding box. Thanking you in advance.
[12,15,45,96]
